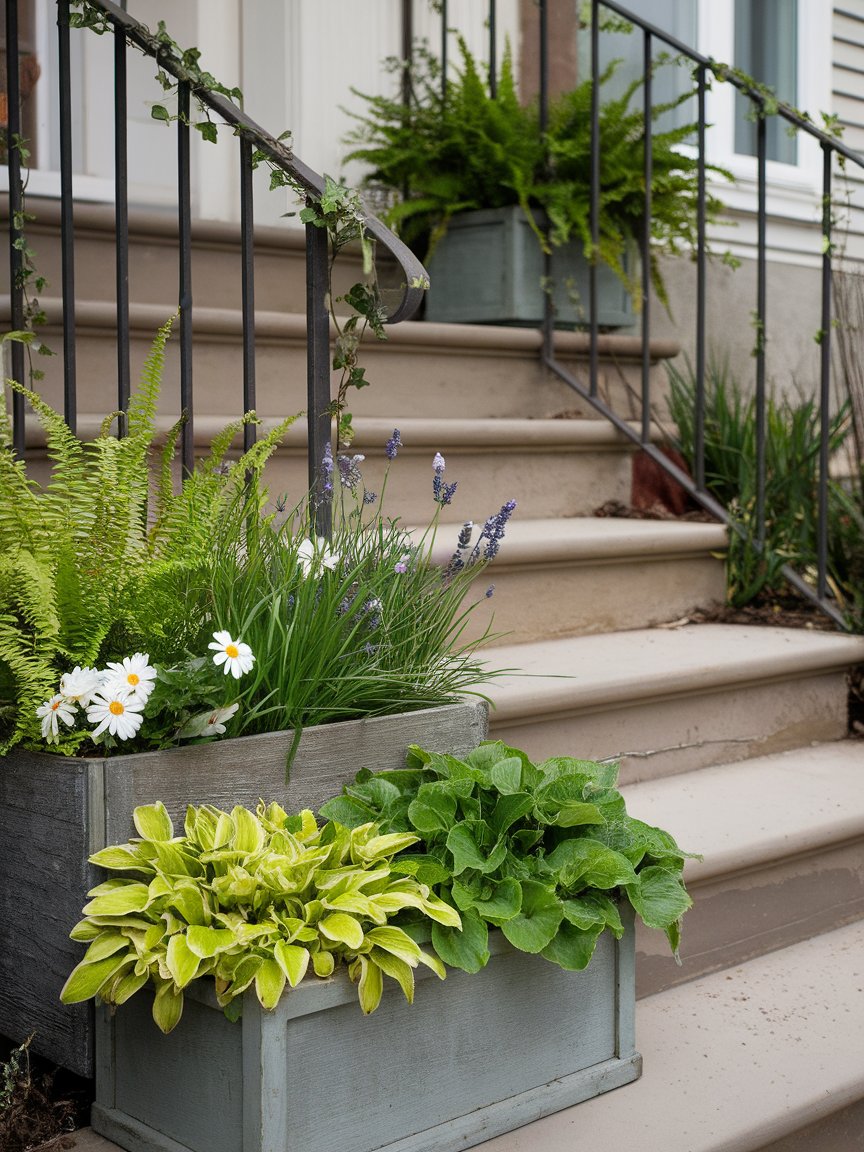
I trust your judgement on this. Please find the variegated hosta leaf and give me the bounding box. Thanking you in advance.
[254,958,286,1010]
[273,941,310,988]
[133,802,174,843]
[185,925,237,958]
[368,948,414,1003]
[83,882,151,917]
[318,913,364,949]
[355,955,384,1014]
[152,982,184,1033]
[312,950,335,978]
[166,934,201,988]
[364,926,421,966]
[60,953,131,1004]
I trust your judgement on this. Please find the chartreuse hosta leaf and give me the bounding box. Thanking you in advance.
[62,800,461,1032]
[324,739,697,977]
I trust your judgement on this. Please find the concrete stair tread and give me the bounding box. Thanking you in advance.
[485,624,864,723]
[476,920,864,1152]
[624,738,864,883]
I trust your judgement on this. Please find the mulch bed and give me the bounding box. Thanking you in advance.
[0,1038,90,1152]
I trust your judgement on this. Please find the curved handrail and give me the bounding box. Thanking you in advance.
[87,0,428,326]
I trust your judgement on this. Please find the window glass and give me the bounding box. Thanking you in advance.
[734,0,798,164]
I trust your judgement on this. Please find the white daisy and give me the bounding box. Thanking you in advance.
[103,653,158,702]
[296,536,341,579]
[86,690,145,742]
[36,695,77,744]
[208,631,255,679]
[59,665,103,707]
[177,703,240,739]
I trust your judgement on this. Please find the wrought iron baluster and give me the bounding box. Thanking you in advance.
[440,0,448,101]
[755,103,767,547]
[177,82,193,476]
[695,65,707,492]
[589,0,600,397]
[58,0,77,431]
[240,136,256,453]
[306,213,331,540]
[818,143,833,603]
[488,0,497,98]
[538,0,552,360]
[6,0,25,455]
[114,18,130,431]
[640,30,653,445]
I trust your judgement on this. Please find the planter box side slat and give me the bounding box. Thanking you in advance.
[0,754,93,1072]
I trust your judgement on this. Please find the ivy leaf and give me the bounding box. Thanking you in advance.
[151,104,171,122]
[500,881,563,954]
[431,908,489,973]
[195,120,218,144]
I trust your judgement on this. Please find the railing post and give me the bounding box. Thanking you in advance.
[306,215,332,539]
[57,0,77,432]
[239,136,257,454]
[640,29,652,446]
[114,20,130,429]
[177,82,194,476]
[818,143,833,602]
[6,0,25,455]
[589,0,600,397]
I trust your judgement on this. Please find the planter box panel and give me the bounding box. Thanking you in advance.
[92,922,640,1152]
[1,701,487,1076]
[425,206,634,329]
[0,753,95,1073]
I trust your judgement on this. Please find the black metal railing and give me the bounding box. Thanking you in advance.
[410,0,864,629]
[3,0,426,534]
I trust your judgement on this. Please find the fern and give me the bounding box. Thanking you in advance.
[0,319,299,753]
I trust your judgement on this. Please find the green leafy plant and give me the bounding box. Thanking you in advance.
[346,38,728,309]
[61,800,460,1030]
[320,740,694,975]
[666,356,849,607]
[0,318,296,755]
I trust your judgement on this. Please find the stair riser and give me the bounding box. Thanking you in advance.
[489,671,851,781]
[454,555,725,644]
[636,838,864,999]
[756,1099,864,1152]
[22,315,673,422]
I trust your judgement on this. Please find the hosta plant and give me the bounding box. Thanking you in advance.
[320,740,695,974]
[60,800,460,1031]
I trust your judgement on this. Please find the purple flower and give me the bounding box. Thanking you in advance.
[471,499,517,561]
[394,557,409,574]
[385,429,402,460]
[318,443,334,504]
[432,452,445,503]
[363,490,378,505]
[338,454,365,491]
[485,585,495,598]
[457,521,473,549]
[441,481,457,506]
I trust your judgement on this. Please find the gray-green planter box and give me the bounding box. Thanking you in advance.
[0,701,487,1077]
[92,918,639,1152]
[425,206,634,329]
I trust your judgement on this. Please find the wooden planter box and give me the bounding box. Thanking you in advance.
[92,919,640,1152]
[425,206,634,329]
[0,701,487,1076]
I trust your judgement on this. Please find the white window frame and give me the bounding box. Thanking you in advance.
[697,0,832,228]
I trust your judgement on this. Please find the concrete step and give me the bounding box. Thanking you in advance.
[483,624,864,781]
[68,921,864,1152]
[4,297,680,421]
[475,920,864,1152]
[21,413,653,522]
[431,517,727,643]
[623,739,864,997]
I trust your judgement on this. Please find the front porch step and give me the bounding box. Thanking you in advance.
[432,517,726,644]
[475,920,864,1152]
[622,739,864,997]
[483,625,864,781]
[6,297,679,422]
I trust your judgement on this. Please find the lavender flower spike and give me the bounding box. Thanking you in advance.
[385,428,402,460]
[433,452,446,504]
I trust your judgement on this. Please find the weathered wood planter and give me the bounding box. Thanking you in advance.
[425,205,634,329]
[92,918,639,1152]
[0,701,487,1076]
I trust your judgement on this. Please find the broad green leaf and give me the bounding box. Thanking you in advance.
[627,866,692,930]
[431,909,489,974]
[69,920,102,942]
[500,881,563,954]
[562,893,623,937]
[364,926,422,965]
[150,841,202,878]
[390,854,451,886]
[490,792,534,835]
[83,882,150,917]
[255,958,287,1010]
[319,913,364,949]
[274,941,310,987]
[544,839,637,890]
[133,802,174,843]
[312,950,335,978]
[346,777,402,810]
[538,756,619,789]
[60,954,130,1003]
[231,806,265,854]
[112,969,150,1005]
[551,802,606,829]
[490,757,523,794]
[166,934,201,988]
[446,822,507,875]
[88,845,148,872]
[370,948,415,1003]
[357,955,383,1014]
[186,925,237,958]
[408,785,458,834]
[541,921,603,971]
[81,932,129,965]
[318,795,377,828]
[152,983,184,1033]
[469,878,522,925]
[167,882,210,927]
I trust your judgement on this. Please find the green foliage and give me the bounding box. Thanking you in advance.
[346,38,729,308]
[320,740,695,972]
[666,357,850,608]
[0,318,296,754]
[62,801,457,1028]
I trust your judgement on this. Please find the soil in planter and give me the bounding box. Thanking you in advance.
[0,1034,92,1152]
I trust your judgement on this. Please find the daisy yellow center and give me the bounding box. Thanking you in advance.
[126,673,140,686]
[51,701,60,712]
[109,700,125,716]
[225,644,239,659]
